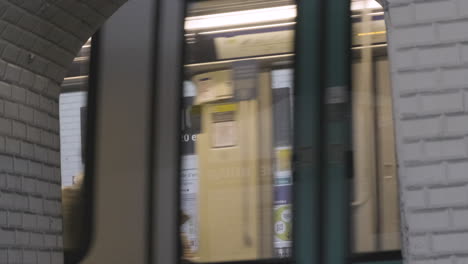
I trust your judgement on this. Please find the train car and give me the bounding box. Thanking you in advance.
[0,0,466,264]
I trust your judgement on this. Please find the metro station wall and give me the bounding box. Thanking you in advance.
[382,0,468,263]
[0,0,126,263]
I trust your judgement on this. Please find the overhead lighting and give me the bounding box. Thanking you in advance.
[199,22,296,35]
[185,5,296,31]
[351,0,382,11]
[185,1,382,31]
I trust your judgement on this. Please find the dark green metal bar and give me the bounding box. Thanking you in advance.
[322,0,352,264]
[293,0,324,263]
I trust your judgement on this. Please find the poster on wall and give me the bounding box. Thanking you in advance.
[272,69,294,257]
[181,81,199,255]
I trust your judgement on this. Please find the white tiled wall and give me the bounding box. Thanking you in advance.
[382,0,468,262]
[0,0,126,263]
[59,92,87,187]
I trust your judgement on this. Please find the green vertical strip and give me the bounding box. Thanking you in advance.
[294,0,323,264]
[322,1,351,264]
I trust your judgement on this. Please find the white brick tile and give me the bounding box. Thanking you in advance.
[419,45,458,67]
[51,251,63,264]
[6,137,20,154]
[22,177,35,193]
[439,20,468,42]
[433,232,468,253]
[429,185,468,207]
[14,193,27,211]
[414,1,457,22]
[8,212,21,228]
[4,100,18,118]
[408,209,450,231]
[0,81,12,98]
[38,251,51,264]
[12,85,25,102]
[441,67,468,87]
[395,48,417,69]
[406,188,427,208]
[30,232,43,247]
[0,211,6,226]
[0,155,13,172]
[389,5,414,26]
[0,250,6,263]
[12,121,25,138]
[23,213,36,229]
[27,126,41,143]
[409,234,431,255]
[6,174,20,191]
[399,96,420,115]
[4,64,21,83]
[398,70,437,91]
[28,161,42,178]
[16,231,29,246]
[401,117,441,138]
[446,114,468,134]
[37,215,49,230]
[14,158,28,174]
[23,250,37,264]
[44,234,56,247]
[0,228,15,246]
[404,142,422,160]
[453,208,468,228]
[425,138,467,160]
[460,0,468,16]
[7,249,21,263]
[394,24,436,46]
[421,92,463,114]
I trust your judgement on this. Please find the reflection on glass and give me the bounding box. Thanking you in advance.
[350,0,401,254]
[180,1,295,262]
[60,38,91,252]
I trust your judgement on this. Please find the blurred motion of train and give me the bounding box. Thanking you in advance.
[58,0,403,264]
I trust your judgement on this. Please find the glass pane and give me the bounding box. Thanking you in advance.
[60,38,91,253]
[350,0,401,254]
[180,1,296,262]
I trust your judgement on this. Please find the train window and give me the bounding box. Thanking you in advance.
[60,38,92,258]
[180,0,296,262]
[350,0,402,257]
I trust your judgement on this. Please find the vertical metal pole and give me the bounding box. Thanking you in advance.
[322,0,352,264]
[294,0,324,263]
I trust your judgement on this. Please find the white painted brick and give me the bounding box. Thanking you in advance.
[29,161,42,178]
[38,251,50,264]
[0,155,13,172]
[14,193,28,211]
[419,45,458,67]
[36,181,49,197]
[0,117,10,135]
[398,71,437,91]
[34,110,48,128]
[37,215,49,230]
[23,213,36,229]
[441,67,468,87]
[0,250,6,263]
[14,158,28,174]
[453,208,468,228]
[42,165,54,182]
[0,228,14,245]
[44,234,56,247]
[0,211,6,226]
[21,141,34,158]
[51,251,63,264]
[0,81,11,97]
[408,209,450,230]
[433,232,468,253]
[4,64,21,83]
[4,100,18,118]
[461,0,468,16]
[6,174,20,191]
[12,85,26,102]
[5,138,19,154]
[16,231,29,246]
[50,217,62,231]
[439,21,468,42]
[446,114,468,134]
[12,121,25,138]
[0,192,14,209]
[425,138,467,160]
[414,1,457,21]
[8,212,21,228]
[401,117,441,138]
[19,105,34,122]
[7,249,21,263]
[389,5,414,26]
[33,76,48,93]
[30,232,43,247]
[0,173,5,188]
[429,185,468,207]
[23,250,36,264]
[404,142,422,161]
[394,24,436,46]
[447,159,468,182]
[22,177,35,193]
[399,96,420,115]
[422,92,464,113]
[406,188,427,208]
[20,70,35,89]
[409,235,431,255]
[29,196,43,213]
[27,126,41,143]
